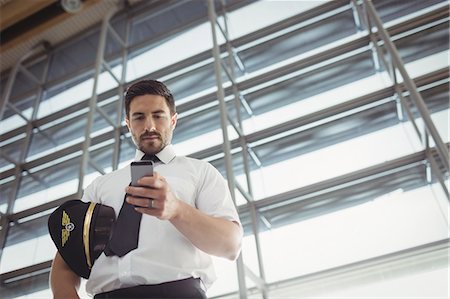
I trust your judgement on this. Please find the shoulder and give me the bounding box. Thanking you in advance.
[172,155,218,175]
[93,164,130,186]
[175,156,227,190]
[83,165,130,201]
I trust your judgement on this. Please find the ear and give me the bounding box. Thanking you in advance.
[171,113,178,130]
[125,117,131,131]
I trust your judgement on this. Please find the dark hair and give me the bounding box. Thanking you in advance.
[124,79,176,117]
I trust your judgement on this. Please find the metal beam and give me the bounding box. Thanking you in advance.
[208,1,248,297]
[237,148,437,215]
[2,2,446,141]
[5,0,445,109]
[77,8,117,196]
[1,69,447,184]
[219,2,268,296]
[0,43,48,122]
[217,238,449,298]
[112,11,131,171]
[0,51,52,260]
[1,145,445,286]
[363,0,449,173]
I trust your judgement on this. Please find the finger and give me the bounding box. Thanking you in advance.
[155,174,167,188]
[137,172,166,189]
[127,196,154,208]
[134,207,161,217]
[127,186,158,198]
[134,172,159,187]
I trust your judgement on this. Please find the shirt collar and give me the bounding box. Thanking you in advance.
[134,144,176,164]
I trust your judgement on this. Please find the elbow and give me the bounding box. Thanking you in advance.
[221,240,241,261]
[224,223,243,261]
[226,245,241,261]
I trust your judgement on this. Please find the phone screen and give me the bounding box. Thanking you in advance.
[130,161,154,186]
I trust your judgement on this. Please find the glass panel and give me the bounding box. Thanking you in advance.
[163,62,235,102]
[374,0,445,24]
[227,0,329,40]
[9,70,39,100]
[238,8,356,73]
[0,156,14,176]
[28,98,117,161]
[419,110,449,147]
[248,118,425,200]
[322,267,448,298]
[47,33,97,82]
[1,1,447,297]
[126,22,219,82]
[259,183,448,283]
[241,50,448,137]
[1,213,55,274]
[37,77,94,119]
[9,95,37,121]
[207,234,260,298]
[207,256,239,297]
[395,19,448,64]
[404,50,448,78]
[173,122,238,157]
[0,178,14,214]
[0,134,26,164]
[28,113,88,160]
[0,106,28,135]
[96,68,120,95]
[27,58,47,82]
[13,157,81,213]
[119,134,136,167]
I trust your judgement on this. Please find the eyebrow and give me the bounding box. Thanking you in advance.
[131,110,167,117]
[151,110,166,115]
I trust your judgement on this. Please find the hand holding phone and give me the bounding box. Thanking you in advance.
[130,161,154,186]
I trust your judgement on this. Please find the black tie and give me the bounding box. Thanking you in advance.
[104,154,159,257]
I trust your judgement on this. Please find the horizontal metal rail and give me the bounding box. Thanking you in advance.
[363,0,449,173]
[1,68,447,184]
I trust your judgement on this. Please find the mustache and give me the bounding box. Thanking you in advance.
[140,131,161,139]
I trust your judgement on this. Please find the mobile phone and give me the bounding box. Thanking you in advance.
[130,161,154,186]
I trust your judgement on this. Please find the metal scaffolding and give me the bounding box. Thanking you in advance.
[0,0,448,298]
[353,0,449,199]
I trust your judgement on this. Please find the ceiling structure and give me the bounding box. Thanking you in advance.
[0,0,124,72]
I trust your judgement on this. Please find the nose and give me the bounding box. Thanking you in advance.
[144,117,156,131]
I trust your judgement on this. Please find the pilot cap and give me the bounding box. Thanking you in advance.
[48,200,115,278]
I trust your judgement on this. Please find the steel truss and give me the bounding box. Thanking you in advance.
[0,0,448,298]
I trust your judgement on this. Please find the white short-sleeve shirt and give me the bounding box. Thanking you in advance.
[81,144,240,295]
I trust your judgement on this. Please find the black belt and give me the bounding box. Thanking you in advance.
[94,277,207,299]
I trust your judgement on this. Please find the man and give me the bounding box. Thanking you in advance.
[50,79,243,298]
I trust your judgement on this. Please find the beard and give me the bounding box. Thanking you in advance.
[131,130,170,155]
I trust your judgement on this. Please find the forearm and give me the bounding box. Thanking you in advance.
[50,252,81,299]
[170,200,242,260]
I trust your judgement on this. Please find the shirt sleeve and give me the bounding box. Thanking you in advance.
[195,162,241,225]
[80,177,100,204]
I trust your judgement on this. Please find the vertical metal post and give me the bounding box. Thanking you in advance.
[0,51,52,259]
[77,9,116,195]
[0,45,45,122]
[353,0,449,199]
[219,2,268,298]
[363,0,449,173]
[112,17,131,170]
[0,63,20,123]
[207,1,248,298]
